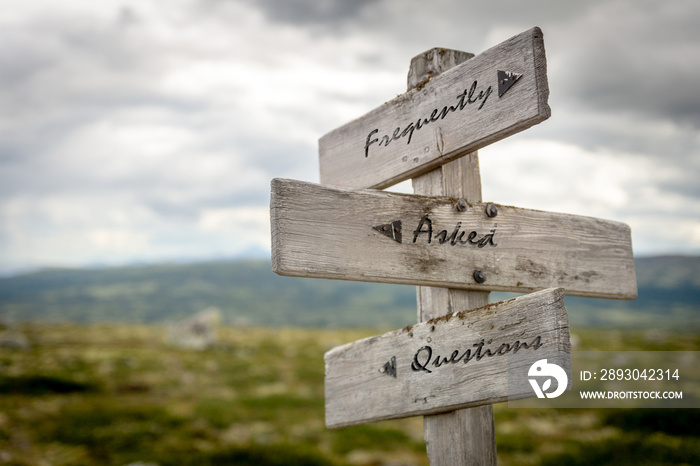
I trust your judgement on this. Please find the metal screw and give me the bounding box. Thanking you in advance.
[485,203,498,218]
[473,270,486,283]
[456,199,468,212]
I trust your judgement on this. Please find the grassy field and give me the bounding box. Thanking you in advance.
[0,323,699,465]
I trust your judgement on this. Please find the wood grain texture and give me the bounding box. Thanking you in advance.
[414,154,486,323]
[407,48,474,90]
[324,287,571,428]
[414,155,496,465]
[423,408,497,466]
[270,178,637,300]
[319,27,550,189]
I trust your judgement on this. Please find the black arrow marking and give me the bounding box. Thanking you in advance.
[372,220,402,243]
[497,70,523,97]
[380,356,397,378]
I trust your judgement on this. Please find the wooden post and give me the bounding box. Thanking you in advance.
[410,49,497,466]
[273,28,636,464]
[272,29,635,464]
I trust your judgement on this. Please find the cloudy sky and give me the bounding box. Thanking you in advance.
[1,0,699,275]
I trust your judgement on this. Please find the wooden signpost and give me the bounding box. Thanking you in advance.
[325,287,570,428]
[271,178,636,299]
[269,26,637,465]
[319,27,550,190]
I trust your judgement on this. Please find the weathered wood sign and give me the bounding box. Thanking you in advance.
[319,27,550,189]
[269,28,638,464]
[324,287,571,428]
[271,178,637,300]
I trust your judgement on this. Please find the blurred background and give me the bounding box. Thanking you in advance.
[1,0,699,465]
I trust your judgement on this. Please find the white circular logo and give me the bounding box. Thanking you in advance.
[528,359,568,398]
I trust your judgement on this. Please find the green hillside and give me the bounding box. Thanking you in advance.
[560,255,700,328]
[0,256,698,329]
[0,261,417,328]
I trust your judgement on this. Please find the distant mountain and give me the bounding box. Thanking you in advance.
[0,256,698,329]
[560,255,700,328]
[0,260,416,328]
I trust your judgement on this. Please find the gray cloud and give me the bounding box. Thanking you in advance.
[1,0,699,272]
[240,0,377,27]
[553,2,700,129]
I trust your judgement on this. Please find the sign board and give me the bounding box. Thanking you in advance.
[319,27,550,189]
[324,287,571,428]
[271,178,637,300]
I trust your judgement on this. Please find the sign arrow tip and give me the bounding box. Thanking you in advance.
[372,220,402,243]
[497,70,523,97]
[379,356,397,378]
